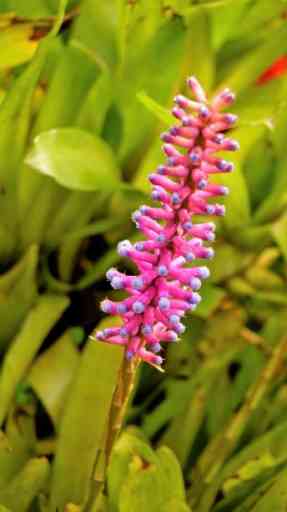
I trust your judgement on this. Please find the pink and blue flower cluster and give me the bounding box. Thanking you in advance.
[97,77,239,367]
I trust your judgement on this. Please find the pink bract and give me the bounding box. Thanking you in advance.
[96,77,239,368]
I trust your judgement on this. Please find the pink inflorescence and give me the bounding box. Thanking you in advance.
[97,77,239,367]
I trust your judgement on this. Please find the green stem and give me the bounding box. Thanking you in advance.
[105,357,140,464]
[87,357,140,511]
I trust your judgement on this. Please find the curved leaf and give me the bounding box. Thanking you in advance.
[26,128,120,191]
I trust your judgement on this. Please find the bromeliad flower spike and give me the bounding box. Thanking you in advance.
[97,77,239,368]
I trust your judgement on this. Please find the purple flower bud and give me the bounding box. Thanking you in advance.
[111,276,123,289]
[133,277,144,290]
[158,265,168,276]
[106,268,117,281]
[188,292,202,305]
[156,234,166,243]
[170,314,180,325]
[183,221,193,231]
[135,242,144,251]
[174,323,186,334]
[142,325,153,335]
[190,277,202,290]
[132,301,145,314]
[132,210,141,223]
[151,190,160,200]
[223,113,238,125]
[199,105,210,118]
[186,252,195,262]
[117,303,127,314]
[159,297,170,310]
[101,300,112,313]
[171,192,181,205]
[198,267,210,279]
[151,342,161,353]
[118,240,132,257]
[157,165,166,175]
[198,179,208,190]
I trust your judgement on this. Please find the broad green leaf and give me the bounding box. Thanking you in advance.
[214,125,266,230]
[117,17,186,165]
[248,467,287,512]
[19,43,98,234]
[44,191,108,247]
[272,213,287,263]
[161,386,207,467]
[34,45,98,134]
[72,0,119,71]
[117,442,191,512]
[0,1,50,16]
[218,22,287,94]
[49,340,123,510]
[133,136,164,193]
[242,132,276,211]
[0,295,69,425]
[0,457,49,512]
[28,331,79,425]
[208,243,252,283]
[0,413,36,488]
[233,77,286,126]
[254,156,287,223]
[0,39,49,260]
[119,463,166,512]
[194,285,226,318]
[136,91,174,126]
[108,430,158,512]
[156,446,186,501]
[26,128,120,191]
[184,7,214,92]
[76,69,114,135]
[0,245,38,349]
[0,25,37,69]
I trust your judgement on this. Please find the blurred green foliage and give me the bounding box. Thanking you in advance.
[0,0,286,510]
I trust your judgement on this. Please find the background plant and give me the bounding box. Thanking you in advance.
[0,0,287,511]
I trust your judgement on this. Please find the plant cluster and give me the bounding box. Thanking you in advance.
[0,1,286,511]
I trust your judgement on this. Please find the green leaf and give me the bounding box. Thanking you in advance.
[49,340,123,510]
[19,43,99,229]
[0,38,49,260]
[26,128,120,191]
[0,24,37,69]
[133,136,164,193]
[0,295,69,425]
[27,331,80,426]
[247,467,287,512]
[108,430,158,512]
[213,125,264,230]
[208,243,252,283]
[76,69,114,135]
[0,457,49,512]
[117,17,186,165]
[115,440,191,512]
[156,446,186,502]
[0,413,36,488]
[184,7,215,92]
[218,22,287,94]
[72,0,119,71]
[137,91,174,125]
[271,213,287,263]
[194,285,226,319]
[0,245,38,350]
[119,463,166,512]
